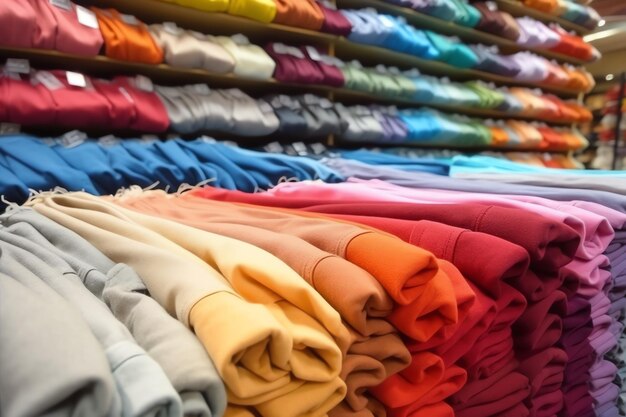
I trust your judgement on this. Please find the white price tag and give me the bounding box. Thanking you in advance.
[292,142,308,155]
[163,22,182,35]
[121,14,139,26]
[60,130,87,148]
[319,98,333,109]
[76,6,99,29]
[134,75,153,92]
[306,46,322,61]
[5,58,30,74]
[199,135,216,143]
[0,123,20,135]
[98,135,120,146]
[231,33,249,45]
[66,71,87,88]
[34,71,63,90]
[49,0,71,11]
[192,84,210,95]
[285,46,305,59]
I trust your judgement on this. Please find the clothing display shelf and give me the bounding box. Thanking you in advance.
[77,0,585,98]
[0,45,580,127]
[336,0,589,65]
[494,0,592,35]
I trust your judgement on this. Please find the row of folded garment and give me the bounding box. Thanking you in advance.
[0,8,597,114]
[2,142,626,417]
[0,136,585,202]
[0,70,589,149]
[386,0,600,51]
[156,0,601,60]
[0,0,597,93]
[350,146,585,169]
[342,9,594,91]
[521,0,602,29]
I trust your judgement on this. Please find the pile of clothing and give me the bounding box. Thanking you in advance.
[2,146,626,417]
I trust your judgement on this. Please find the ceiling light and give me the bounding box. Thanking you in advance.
[606,74,615,81]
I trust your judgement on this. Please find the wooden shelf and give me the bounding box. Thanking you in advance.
[336,0,590,65]
[0,47,581,125]
[493,0,594,35]
[76,0,587,98]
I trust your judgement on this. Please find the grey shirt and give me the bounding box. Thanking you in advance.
[0,208,227,417]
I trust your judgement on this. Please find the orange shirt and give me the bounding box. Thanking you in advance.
[93,8,163,64]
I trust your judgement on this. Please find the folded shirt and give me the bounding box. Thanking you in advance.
[273,0,324,30]
[26,192,347,417]
[93,8,163,64]
[0,246,116,417]
[0,223,183,417]
[227,0,277,23]
[149,24,235,73]
[214,35,276,80]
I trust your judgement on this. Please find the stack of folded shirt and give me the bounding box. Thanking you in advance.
[0,70,169,132]
[382,0,599,61]
[0,0,103,55]
[263,94,346,139]
[155,85,280,136]
[523,0,602,30]
[93,8,164,64]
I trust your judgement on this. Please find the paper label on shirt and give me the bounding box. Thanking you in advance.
[5,58,30,74]
[120,14,139,26]
[60,130,87,148]
[286,46,305,59]
[306,46,322,61]
[49,0,71,11]
[319,98,333,109]
[192,84,210,95]
[0,123,20,135]
[98,135,120,146]
[163,22,183,35]
[231,33,249,45]
[76,6,99,29]
[292,142,308,155]
[310,142,327,155]
[302,94,319,105]
[264,142,284,153]
[134,75,153,92]
[199,135,216,143]
[66,71,87,88]
[34,71,63,90]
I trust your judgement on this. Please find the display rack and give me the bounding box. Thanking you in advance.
[0,0,598,153]
[336,0,590,65]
